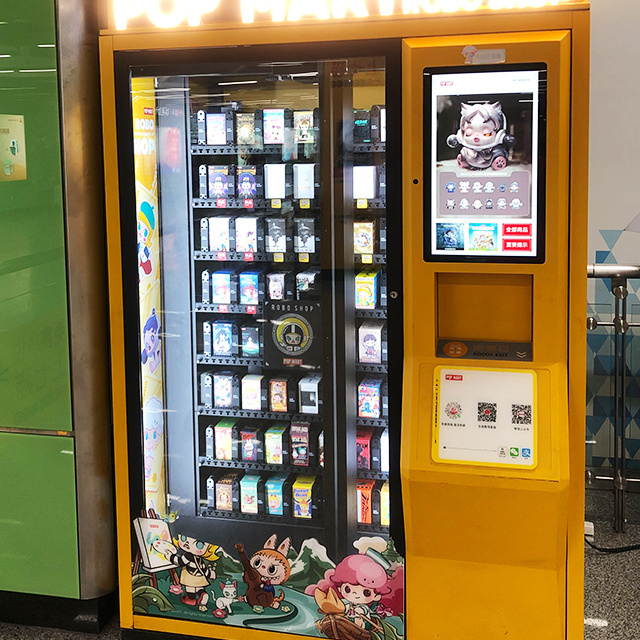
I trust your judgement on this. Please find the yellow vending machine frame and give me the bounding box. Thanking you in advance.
[100,2,589,640]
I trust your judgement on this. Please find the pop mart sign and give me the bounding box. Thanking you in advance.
[114,0,574,29]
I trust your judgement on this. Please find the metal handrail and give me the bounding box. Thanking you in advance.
[587,264,640,532]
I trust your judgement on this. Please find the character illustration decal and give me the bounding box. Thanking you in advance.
[235,534,291,610]
[446,102,515,171]
[154,534,219,611]
[138,201,155,281]
[141,308,162,374]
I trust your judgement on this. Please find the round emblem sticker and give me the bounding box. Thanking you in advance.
[444,402,462,420]
[443,341,468,358]
[272,314,313,356]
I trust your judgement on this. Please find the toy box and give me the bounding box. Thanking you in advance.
[379,480,390,526]
[214,419,237,460]
[212,320,238,356]
[208,217,233,252]
[296,269,321,301]
[357,479,376,524]
[265,217,288,253]
[353,220,376,255]
[267,271,294,301]
[290,422,311,467]
[358,322,383,364]
[293,163,316,200]
[353,109,371,143]
[241,324,261,357]
[240,475,263,514]
[235,110,263,147]
[211,270,238,305]
[265,474,291,516]
[355,268,379,310]
[206,111,233,146]
[293,476,316,519]
[264,163,287,200]
[294,110,314,144]
[236,166,262,199]
[358,377,382,418]
[216,473,240,511]
[214,372,239,409]
[293,218,316,253]
[240,426,264,462]
[356,426,373,470]
[299,375,321,414]
[239,271,263,305]
[352,165,377,200]
[235,217,259,253]
[269,377,292,413]
[265,424,289,465]
[241,374,266,411]
[208,165,234,199]
[263,108,285,144]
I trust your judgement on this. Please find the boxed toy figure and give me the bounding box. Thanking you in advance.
[212,320,238,356]
[241,324,261,357]
[265,473,290,516]
[353,109,371,143]
[208,165,233,199]
[209,217,232,252]
[240,475,263,514]
[352,165,377,200]
[269,377,290,413]
[296,269,321,300]
[235,217,259,253]
[241,374,265,411]
[293,476,316,519]
[211,270,238,305]
[263,108,285,144]
[356,427,373,470]
[358,322,383,364]
[299,374,321,414]
[206,112,233,146]
[214,372,239,409]
[235,111,262,147]
[264,163,287,200]
[290,422,311,467]
[357,479,376,524]
[293,163,316,199]
[358,377,382,418]
[239,271,262,305]
[294,110,314,144]
[265,218,287,253]
[267,272,294,301]
[380,480,390,526]
[380,429,389,472]
[353,220,376,255]
[216,473,239,511]
[214,419,236,460]
[265,424,288,465]
[355,268,380,309]
[240,426,264,462]
[236,166,262,199]
[293,218,315,253]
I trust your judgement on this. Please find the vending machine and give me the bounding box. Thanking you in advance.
[101,2,589,639]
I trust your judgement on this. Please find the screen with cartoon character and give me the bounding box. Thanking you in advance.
[423,64,547,262]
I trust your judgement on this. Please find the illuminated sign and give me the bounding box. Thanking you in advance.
[114,0,573,29]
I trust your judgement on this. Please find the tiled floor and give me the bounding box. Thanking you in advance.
[1,491,639,640]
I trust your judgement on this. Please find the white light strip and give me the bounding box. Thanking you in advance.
[0,70,14,73]
[217,80,258,86]
[289,71,319,77]
[0,55,11,58]
[37,44,56,48]
[584,619,608,628]
[19,68,56,73]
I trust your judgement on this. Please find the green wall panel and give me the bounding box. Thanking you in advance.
[0,0,72,430]
[0,432,79,597]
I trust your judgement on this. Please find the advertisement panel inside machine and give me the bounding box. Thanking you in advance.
[424,64,547,262]
[133,77,167,514]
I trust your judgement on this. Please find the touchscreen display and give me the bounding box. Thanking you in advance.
[424,64,547,262]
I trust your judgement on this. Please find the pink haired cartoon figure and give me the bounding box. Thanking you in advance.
[329,553,391,630]
[446,101,515,171]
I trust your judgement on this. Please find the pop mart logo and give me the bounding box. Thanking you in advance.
[114,0,572,29]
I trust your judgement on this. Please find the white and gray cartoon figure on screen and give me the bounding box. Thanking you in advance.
[446,102,515,171]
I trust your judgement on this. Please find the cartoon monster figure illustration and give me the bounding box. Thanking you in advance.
[235,534,291,609]
[215,579,238,615]
[237,172,257,198]
[138,201,155,281]
[142,396,163,483]
[153,532,219,611]
[141,308,162,374]
[314,552,392,638]
[446,102,515,171]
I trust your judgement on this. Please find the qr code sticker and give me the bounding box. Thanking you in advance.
[477,402,497,423]
[512,404,532,425]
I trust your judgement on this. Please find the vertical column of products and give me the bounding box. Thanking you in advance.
[190,77,325,526]
[351,101,391,533]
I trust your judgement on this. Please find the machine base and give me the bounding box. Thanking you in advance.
[0,590,116,633]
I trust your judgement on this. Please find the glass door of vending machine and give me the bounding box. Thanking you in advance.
[119,46,404,637]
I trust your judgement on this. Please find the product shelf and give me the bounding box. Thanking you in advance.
[355,363,388,374]
[197,406,323,422]
[198,508,324,528]
[199,457,324,475]
[196,355,264,367]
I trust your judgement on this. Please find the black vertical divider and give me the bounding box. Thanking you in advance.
[320,60,358,559]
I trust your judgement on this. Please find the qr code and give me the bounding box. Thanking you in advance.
[477,402,497,422]
[512,404,532,425]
